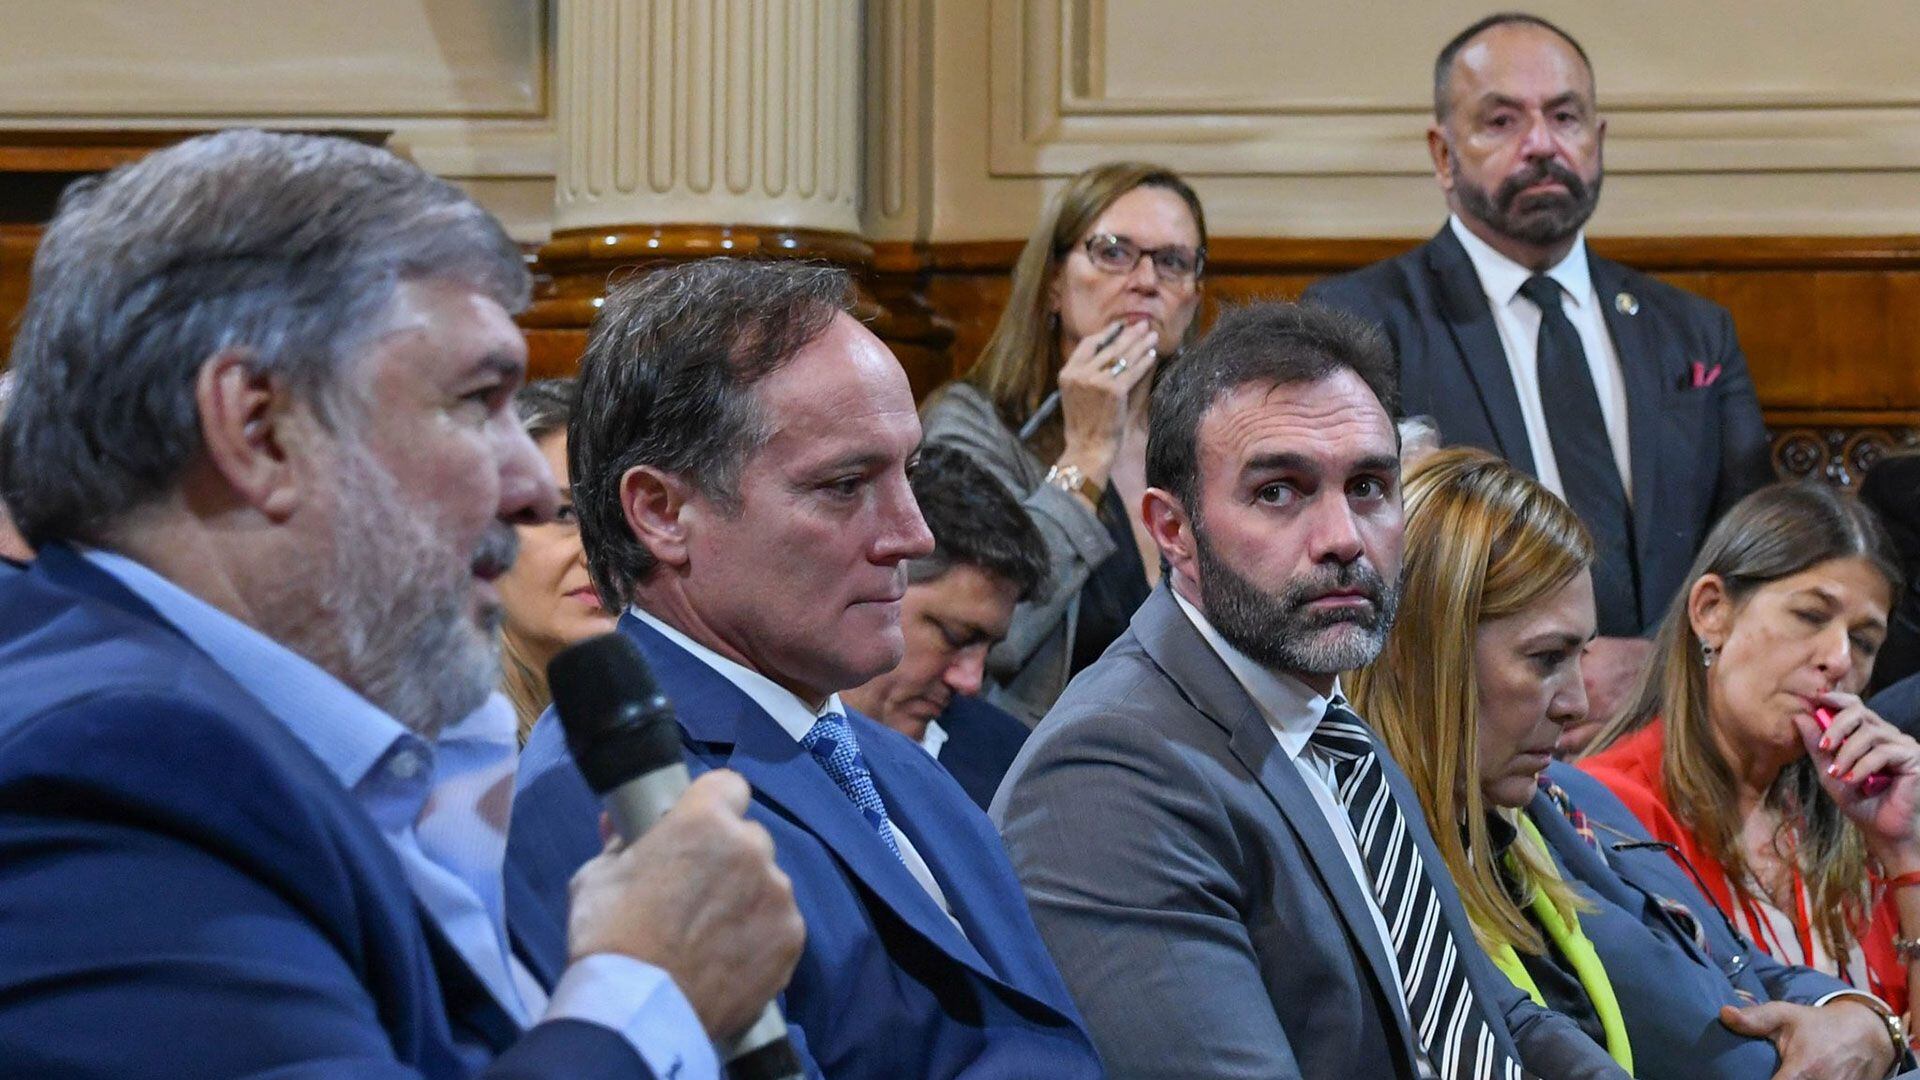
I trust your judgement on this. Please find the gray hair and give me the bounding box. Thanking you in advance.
[0,128,529,546]
[513,378,578,443]
[571,257,852,608]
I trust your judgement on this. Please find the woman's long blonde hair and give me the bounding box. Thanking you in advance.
[1349,448,1594,956]
[500,379,577,743]
[955,162,1206,449]
[1583,482,1904,958]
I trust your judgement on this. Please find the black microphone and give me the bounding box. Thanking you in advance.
[550,633,805,1080]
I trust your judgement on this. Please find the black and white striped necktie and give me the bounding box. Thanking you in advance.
[1310,700,1528,1080]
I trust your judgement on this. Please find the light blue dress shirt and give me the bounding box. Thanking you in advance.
[85,549,716,1079]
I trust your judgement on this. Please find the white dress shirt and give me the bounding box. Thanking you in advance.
[1170,590,1413,1028]
[918,718,951,759]
[1448,215,1634,504]
[629,607,959,925]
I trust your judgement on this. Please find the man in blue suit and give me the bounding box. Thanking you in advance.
[509,259,1102,1079]
[843,444,1043,811]
[0,130,803,1079]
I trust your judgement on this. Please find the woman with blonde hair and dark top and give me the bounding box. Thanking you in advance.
[1353,449,1906,1078]
[921,161,1206,724]
[1580,480,1920,1034]
[495,379,615,740]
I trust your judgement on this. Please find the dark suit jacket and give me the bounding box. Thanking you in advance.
[0,546,647,1080]
[1304,226,1773,633]
[508,613,1100,1080]
[1863,452,1920,693]
[992,587,1624,1079]
[1533,763,1859,1079]
[933,694,1031,812]
[1872,673,1920,743]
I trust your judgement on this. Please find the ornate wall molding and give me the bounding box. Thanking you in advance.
[987,0,1920,179]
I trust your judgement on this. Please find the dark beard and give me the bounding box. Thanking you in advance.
[1454,154,1602,250]
[1194,530,1399,678]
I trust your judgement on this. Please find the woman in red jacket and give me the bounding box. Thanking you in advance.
[1581,482,1920,1025]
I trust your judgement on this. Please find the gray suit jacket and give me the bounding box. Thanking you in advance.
[992,587,1626,1079]
[922,382,1118,725]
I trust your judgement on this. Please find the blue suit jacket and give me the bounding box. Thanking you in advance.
[933,695,1031,812]
[1534,763,1856,1079]
[1872,673,1920,742]
[509,613,1102,1080]
[0,547,648,1079]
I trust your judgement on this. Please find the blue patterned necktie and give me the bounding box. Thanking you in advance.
[800,712,904,861]
[1310,699,1529,1080]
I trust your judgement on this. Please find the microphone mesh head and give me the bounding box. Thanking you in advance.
[547,633,684,794]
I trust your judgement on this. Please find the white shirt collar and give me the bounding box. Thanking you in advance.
[1169,588,1337,761]
[627,605,844,742]
[918,717,950,759]
[1448,213,1593,310]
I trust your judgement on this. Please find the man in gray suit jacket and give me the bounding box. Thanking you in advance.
[993,301,1624,1078]
[1303,13,1772,748]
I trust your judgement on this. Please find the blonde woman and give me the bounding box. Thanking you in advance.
[495,379,615,740]
[1581,481,1920,1031]
[1353,450,1903,1078]
[921,162,1206,724]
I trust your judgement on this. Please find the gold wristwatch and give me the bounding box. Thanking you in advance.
[1044,463,1103,506]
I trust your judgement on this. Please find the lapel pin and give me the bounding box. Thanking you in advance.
[1614,291,1639,316]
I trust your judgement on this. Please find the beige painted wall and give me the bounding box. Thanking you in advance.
[926,0,1920,239]
[0,0,556,240]
[3,1,1918,242]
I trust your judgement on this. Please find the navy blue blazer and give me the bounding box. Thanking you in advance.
[1535,763,1857,1079]
[1873,673,1920,743]
[1305,227,1773,635]
[933,695,1031,812]
[0,546,649,1079]
[509,613,1102,1080]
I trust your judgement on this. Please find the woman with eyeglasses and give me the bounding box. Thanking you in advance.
[495,379,616,742]
[921,162,1206,725]
[1579,481,1920,1037]
[1351,449,1906,1078]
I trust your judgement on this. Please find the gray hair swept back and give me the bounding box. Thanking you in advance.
[0,128,529,546]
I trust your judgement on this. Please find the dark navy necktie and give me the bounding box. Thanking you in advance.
[1518,274,1642,635]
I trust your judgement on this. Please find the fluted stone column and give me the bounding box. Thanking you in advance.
[523,0,953,389]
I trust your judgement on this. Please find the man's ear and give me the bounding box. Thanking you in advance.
[194,350,309,522]
[1142,486,1196,586]
[620,465,695,570]
[1427,123,1455,193]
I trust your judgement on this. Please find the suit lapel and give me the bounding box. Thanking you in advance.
[618,614,1006,990]
[1426,225,1537,474]
[1592,254,1674,620]
[1130,590,1420,1071]
[504,856,563,991]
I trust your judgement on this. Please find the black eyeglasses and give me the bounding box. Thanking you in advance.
[1075,233,1205,285]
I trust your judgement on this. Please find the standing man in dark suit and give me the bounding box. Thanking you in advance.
[508,260,1101,1080]
[0,131,803,1079]
[994,301,1625,1078]
[1305,12,1773,747]
[843,444,1046,811]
